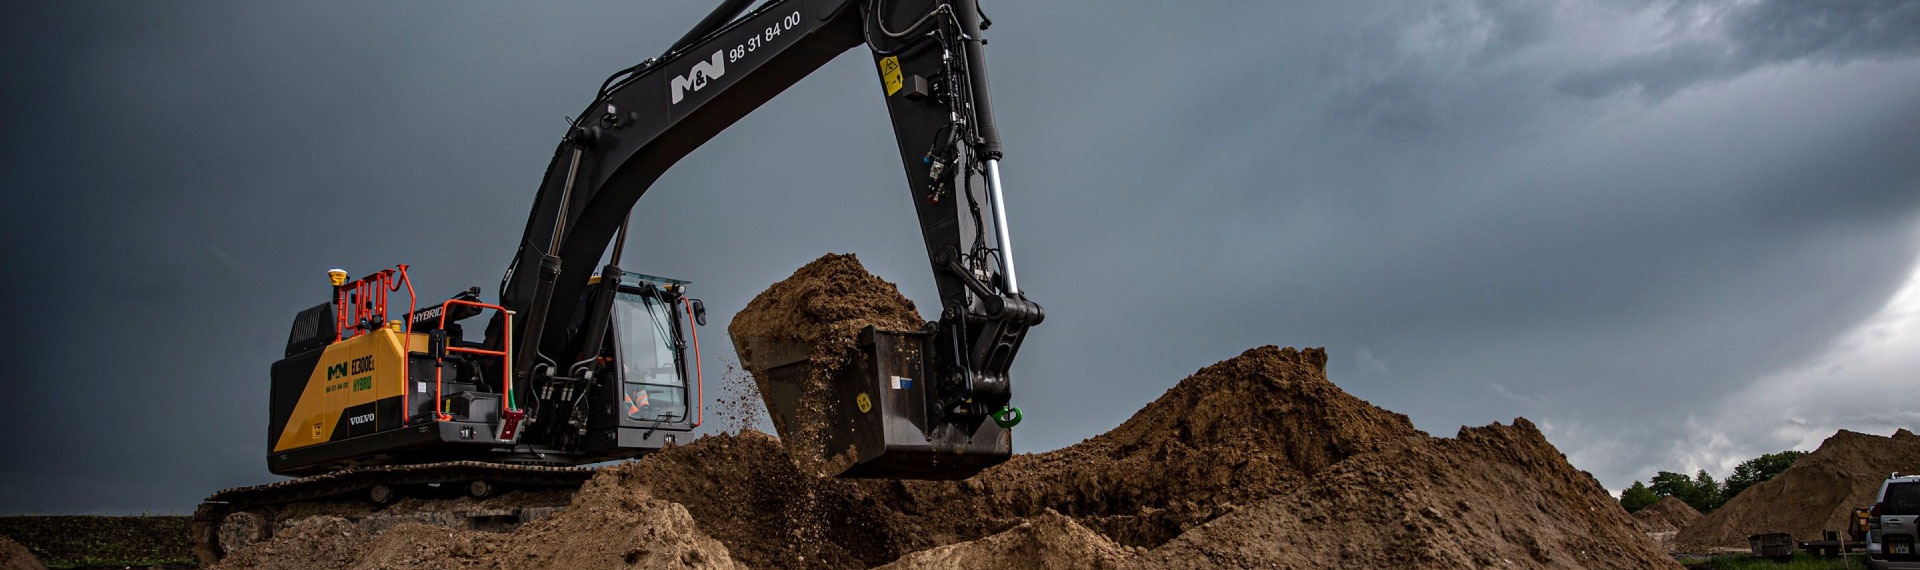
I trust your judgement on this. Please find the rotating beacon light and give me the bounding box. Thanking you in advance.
[328,269,349,287]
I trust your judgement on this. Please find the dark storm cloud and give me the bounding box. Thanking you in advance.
[1558,0,1920,99]
[3,0,1919,514]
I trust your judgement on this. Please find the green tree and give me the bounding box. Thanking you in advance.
[1649,471,1693,500]
[1649,469,1727,513]
[1724,451,1808,500]
[1621,481,1659,513]
[1693,469,1727,512]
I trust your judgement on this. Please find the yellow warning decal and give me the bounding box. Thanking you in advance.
[879,56,904,96]
[856,393,873,414]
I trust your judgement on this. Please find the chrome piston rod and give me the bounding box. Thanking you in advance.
[984,158,1019,295]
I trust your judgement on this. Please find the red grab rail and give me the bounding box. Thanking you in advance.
[432,299,515,422]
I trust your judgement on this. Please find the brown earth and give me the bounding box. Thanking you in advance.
[728,253,926,477]
[1126,419,1674,569]
[1634,496,1703,552]
[1635,496,1703,534]
[866,344,1430,549]
[1677,428,1920,550]
[875,512,1134,570]
[211,476,744,570]
[0,536,45,570]
[213,252,1678,570]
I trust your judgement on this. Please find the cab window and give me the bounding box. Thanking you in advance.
[611,291,688,423]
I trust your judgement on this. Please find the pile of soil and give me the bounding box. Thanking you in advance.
[213,253,1680,569]
[588,432,918,569]
[1634,496,1702,551]
[1634,496,1703,533]
[876,512,1133,570]
[1126,419,1671,569]
[211,478,744,570]
[728,254,926,476]
[0,536,45,570]
[869,345,1430,548]
[1677,429,1920,550]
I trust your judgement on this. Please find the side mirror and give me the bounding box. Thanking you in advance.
[690,299,708,327]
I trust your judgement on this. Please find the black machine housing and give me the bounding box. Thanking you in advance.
[267,273,703,476]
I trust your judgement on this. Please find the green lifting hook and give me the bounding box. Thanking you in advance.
[992,406,1023,428]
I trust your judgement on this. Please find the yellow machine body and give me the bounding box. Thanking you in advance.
[272,326,428,453]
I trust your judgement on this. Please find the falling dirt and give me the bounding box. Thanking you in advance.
[728,253,926,477]
[1677,428,1920,551]
[213,253,1682,570]
[709,357,774,435]
[0,536,45,570]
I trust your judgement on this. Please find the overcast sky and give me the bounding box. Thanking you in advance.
[3,0,1917,514]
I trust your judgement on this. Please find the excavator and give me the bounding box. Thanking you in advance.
[192,0,1041,561]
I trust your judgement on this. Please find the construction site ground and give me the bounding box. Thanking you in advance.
[169,254,1680,569]
[10,255,1914,570]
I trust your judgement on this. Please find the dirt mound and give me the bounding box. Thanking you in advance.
[871,345,1429,547]
[0,536,45,570]
[593,432,919,570]
[1128,419,1679,569]
[490,476,745,570]
[213,483,743,570]
[876,512,1133,570]
[1677,429,1920,550]
[212,254,1676,569]
[729,253,926,476]
[1635,496,1703,552]
[1635,496,1702,533]
[211,517,369,570]
[593,344,1433,566]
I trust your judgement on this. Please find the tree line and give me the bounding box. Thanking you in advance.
[1619,451,1807,514]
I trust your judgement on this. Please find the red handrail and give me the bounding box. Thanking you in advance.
[434,299,515,422]
[682,298,704,428]
[393,265,415,420]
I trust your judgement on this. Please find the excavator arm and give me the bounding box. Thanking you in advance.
[493,0,1041,476]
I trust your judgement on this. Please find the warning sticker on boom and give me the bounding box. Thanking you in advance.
[879,56,904,96]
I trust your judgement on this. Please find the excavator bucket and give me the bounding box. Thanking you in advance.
[741,326,1010,480]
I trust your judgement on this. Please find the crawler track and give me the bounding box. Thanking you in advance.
[190,461,597,564]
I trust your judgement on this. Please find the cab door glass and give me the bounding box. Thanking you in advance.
[611,291,689,423]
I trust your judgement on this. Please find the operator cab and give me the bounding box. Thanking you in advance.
[600,271,704,428]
